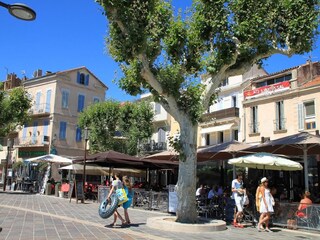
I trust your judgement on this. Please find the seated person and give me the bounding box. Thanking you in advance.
[296,191,312,218]
[196,184,205,197]
[207,186,216,200]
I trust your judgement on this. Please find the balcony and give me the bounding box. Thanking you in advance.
[28,103,51,117]
[140,141,167,152]
[15,135,50,147]
[201,107,239,123]
[249,122,260,136]
[274,118,287,133]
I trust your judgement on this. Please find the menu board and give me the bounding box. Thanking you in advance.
[168,185,178,213]
[68,181,74,203]
[75,181,84,203]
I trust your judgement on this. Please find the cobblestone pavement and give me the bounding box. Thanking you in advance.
[0,192,319,240]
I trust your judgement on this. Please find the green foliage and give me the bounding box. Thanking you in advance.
[0,87,32,137]
[78,100,153,155]
[97,0,319,126]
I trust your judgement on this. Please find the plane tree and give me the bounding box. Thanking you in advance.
[96,0,319,223]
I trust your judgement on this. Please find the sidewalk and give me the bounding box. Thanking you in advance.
[0,192,319,240]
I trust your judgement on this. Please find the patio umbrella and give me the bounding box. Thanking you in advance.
[228,152,303,171]
[59,164,143,176]
[197,140,253,179]
[143,150,179,161]
[248,132,320,190]
[25,154,73,164]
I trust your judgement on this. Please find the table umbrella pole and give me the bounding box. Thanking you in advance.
[303,147,309,191]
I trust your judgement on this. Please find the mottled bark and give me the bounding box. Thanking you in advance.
[175,117,198,223]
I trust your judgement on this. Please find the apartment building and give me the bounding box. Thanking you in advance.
[243,61,320,143]
[198,65,267,147]
[3,67,107,162]
[243,61,320,194]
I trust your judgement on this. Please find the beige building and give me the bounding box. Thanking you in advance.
[243,61,320,144]
[3,67,107,162]
[198,65,267,147]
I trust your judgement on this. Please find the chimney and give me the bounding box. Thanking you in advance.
[45,71,52,75]
[33,69,42,78]
[261,137,265,143]
[316,130,319,136]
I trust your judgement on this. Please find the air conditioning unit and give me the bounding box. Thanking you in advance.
[43,136,49,144]
[38,108,44,113]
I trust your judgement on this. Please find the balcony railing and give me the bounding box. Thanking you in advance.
[249,122,259,134]
[201,107,239,122]
[15,135,50,146]
[274,118,287,131]
[140,141,167,152]
[28,103,51,115]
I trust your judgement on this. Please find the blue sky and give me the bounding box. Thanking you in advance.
[0,0,319,101]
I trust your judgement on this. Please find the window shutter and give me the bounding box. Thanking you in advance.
[298,103,304,130]
[22,123,28,140]
[76,127,82,142]
[77,95,85,112]
[275,102,280,122]
[32,121,38,144]
[43,120,49,143]
[59,122,67,140]
[45,90,51,112]
[35,92,41,111]
[77,72,80,84]
[85,74,89,86]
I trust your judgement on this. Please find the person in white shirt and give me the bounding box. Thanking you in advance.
[196,184,205,197]
[231,173,245,227]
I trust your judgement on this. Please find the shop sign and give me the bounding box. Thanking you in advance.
[18,151,47,158]
[244,81,290,100]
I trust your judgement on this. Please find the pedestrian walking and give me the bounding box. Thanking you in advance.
[122,176,133,225]
[257,177,274,232]
[106,173,126,227]
[231,173,245,227]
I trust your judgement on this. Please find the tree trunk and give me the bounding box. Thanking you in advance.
[176,118,198,223]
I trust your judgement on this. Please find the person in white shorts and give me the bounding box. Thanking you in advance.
[231,173,245,227]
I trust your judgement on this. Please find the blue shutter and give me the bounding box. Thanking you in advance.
[32,121,38,144]
[35,92,41,111]
[22,123,28,140]
[59,122,67,140]
[45,90,51,112]
[85,74,89,86]
[76,127,82,142]
[78,95,85,112]
[43,120,49,143]
[62,90,69,108]
[77,72,80,84]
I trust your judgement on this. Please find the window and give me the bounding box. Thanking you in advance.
[218,131,224,143]
[233,130,238,141]
[76,127,82,142]
[232,96,237,108]
[155,103,161,115]
[77,72,89,86]
[298,101,316,130]
[219,78,229,87]
[62,90,69,109]
[256,74,292,88]
[304,101,315,118]
[275,101,285,130]
[77,94,85,112]
[251,106,258,133]
[59,122,67,140]
[205,134,210,146]
[93,97,100,103]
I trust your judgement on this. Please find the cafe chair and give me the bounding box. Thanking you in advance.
[296,205,319,229]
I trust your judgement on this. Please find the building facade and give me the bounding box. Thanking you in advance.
[243,61,320,197]
[198,65,267,147]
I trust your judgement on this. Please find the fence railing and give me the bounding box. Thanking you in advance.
[272,202,320,231]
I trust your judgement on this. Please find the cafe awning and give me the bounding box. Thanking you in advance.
[200,123,234,134]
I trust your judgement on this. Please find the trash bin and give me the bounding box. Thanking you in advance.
[46,183,52,195]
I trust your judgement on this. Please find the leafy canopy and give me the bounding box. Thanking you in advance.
[97,0,319,124]
[78,100,154,155]
[0,86,32,137]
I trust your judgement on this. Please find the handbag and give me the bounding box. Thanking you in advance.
[287,219,297,230]
[116,188,128,205]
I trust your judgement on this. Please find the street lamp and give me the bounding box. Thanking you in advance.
[3,138,13,191]
[0,1,36,21]
[82,127,90,203]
